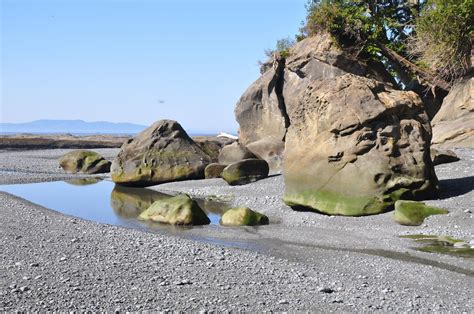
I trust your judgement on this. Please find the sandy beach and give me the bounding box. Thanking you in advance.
[0,148,473,311]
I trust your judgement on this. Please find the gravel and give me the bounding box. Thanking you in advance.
[0,148,473,311]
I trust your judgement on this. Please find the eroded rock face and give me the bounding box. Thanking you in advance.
[234,33,395,170]
[283,74,438,216]
[59,150,111,174]
[432,74,474,148]
[111,120,211,186]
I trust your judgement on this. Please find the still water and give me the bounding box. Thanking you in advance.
[0,179,229,229]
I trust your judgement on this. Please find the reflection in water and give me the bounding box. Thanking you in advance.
[110,185,230,224]
[110,185,172,218]
[65,177,103,186]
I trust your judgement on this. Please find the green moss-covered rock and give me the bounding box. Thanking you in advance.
[138,193,210,225]
[204,163,227,179]
[220,207,269,226]
[59,150,111,174]
[111,120,212,186]
[222,159,269,186]
[394,200,448,226]
[283,74,438,216]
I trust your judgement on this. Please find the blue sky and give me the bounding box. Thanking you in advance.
[1,0,308,133]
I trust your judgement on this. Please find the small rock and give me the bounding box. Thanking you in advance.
[278,300,289,305]
[59,257,67,262]
[453,242,470,249]
[19,286,30,292]
[464,209,471,213]
[30,262,39,267]
[318,287,335,294]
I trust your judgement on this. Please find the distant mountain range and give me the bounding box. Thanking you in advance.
[0,119,148,135]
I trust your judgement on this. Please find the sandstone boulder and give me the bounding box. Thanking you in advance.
[430,148,460,166]
[234,32,395,170]
[204,163,227,179]
[246,137,285,171]
[59,150,111,174]
[111,120,211,186]
[220,207,269,226]
[138,193,210,225]
[222,159,269,186]
[283,74,438,216]
[218,142,256,165]
[431,74,474,148]
[193,136,235,162]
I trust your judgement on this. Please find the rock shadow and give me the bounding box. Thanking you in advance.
[437,175,474,199]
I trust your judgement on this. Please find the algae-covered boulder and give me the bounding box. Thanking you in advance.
[138,194,210,225]
[204,163,227,179]
[111,120,212,186]
[394,200,448,226]
[283,74,438,216]
[222,159,269,186]
[218,142,256,165]
[220,207,269,226]
[59,150,111,174]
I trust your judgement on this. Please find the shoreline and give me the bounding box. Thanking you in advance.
[1,148,473,311]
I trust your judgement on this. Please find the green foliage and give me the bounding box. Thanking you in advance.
[408,0,473,82]
[303,0,416,56]
[264,37,296,59]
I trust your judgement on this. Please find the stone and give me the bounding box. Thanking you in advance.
[193,136,235,163]
[283,74,438,216]
[220,207,269,226]
[59,150,111,174]
[111,120,212,186]
[431,74,474,148]
[221,159,269,186]
[218,142,256,165]
[138,194,210,226]
[430,148,460,166]
[204,163,227,179]
[234,57,288,148]
[246,137,285,171]
[393,200,448,226]
[234,32,396,171]
[318,287,335,294]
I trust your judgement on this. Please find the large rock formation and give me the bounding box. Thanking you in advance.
[235,33,395,170]
[234,32,439,216]
[111,120,211,186]
[283,74,438,216]
[431,74,474,148]
[59,150,111,174]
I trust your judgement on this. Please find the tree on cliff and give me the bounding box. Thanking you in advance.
[301,0,473,92]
